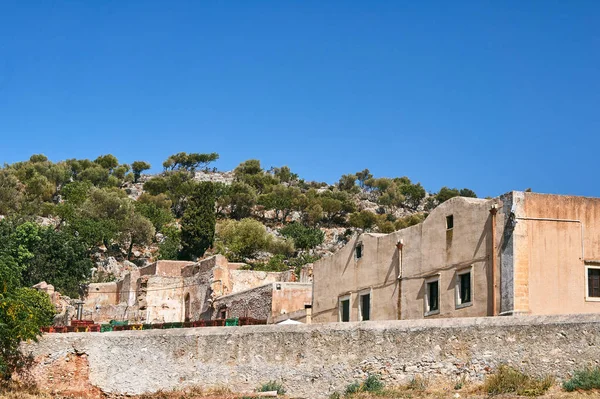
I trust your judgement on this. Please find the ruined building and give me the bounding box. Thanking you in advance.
[81,255,312,324]
[312,191,600,323]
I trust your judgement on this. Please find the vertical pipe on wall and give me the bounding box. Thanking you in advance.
[490,205,498,316]
[396,241,403,320]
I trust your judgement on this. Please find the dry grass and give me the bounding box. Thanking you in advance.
[2,382,600,399]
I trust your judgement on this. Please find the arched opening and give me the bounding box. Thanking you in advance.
[184,293,191,322]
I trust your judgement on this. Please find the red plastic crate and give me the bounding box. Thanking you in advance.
[88,325,101,332]
[71,320,95,327]
[54,326,67,333]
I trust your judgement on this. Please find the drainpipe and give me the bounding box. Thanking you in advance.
[490,205,498,316]
[396,240,404,320]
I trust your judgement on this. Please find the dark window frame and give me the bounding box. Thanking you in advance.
[446,215,454,230]
[339,296,351,322]
[425,276,440,316]
[359,291,371,321]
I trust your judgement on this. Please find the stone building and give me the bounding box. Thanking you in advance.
[312,191,600,323]
[81,255,308,324]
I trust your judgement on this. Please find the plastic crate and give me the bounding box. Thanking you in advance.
[142,324,153,330]
[88,325,101,332]
[225,318,239,326]
[152,323,164,329]
[66,326,77,333]
[113,325,125,331]
[54,326,67,333]
[183,321,194,328]
[71,320,94,327]
[193,320,206,327]
[40,327,53,333]
[109,320,129,327]
[100,324,113,333]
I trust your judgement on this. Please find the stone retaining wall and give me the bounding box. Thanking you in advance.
[23,314,600,398]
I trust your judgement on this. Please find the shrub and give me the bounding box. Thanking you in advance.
[343,374,384,396]
[258,380,285,395]
[563,366,600,391]
[344,382,361,395]
[363,374,384,392]
[407,375,428,391]
[484,365,553,396]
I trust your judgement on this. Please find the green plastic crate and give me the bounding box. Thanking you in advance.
[100,324,113,333]
[109,320,129,327]
[225,317,239,326]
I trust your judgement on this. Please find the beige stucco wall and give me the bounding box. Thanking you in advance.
[271,282,312,318]
[84,283,119,311]
[229,269,293,294]
[137,276,184,323]
[517,192,600,315]
[313,196,503,323]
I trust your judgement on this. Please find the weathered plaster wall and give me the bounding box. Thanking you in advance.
[229,270,293,293]
[520,192,600,315]
[271,283,312,319]
[84,283,119,311]
[312,197,503,323]
[212,284,273,320]
[137,276,184,323]
[24,314,600,399]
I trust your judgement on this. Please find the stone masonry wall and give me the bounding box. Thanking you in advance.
[23,314,600,399]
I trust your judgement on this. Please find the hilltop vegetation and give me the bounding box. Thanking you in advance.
[0,151,478,292]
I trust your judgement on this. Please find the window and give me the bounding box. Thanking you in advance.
[359,291,371,321]
[355,242,363,259]
[424,276,440,316]
[339,295,350,322]
[456,268,473,308]
[586,266,600,301]
[446,215,454,230]
[219,308,227,319]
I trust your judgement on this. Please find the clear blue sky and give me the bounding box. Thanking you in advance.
[1,1,599,198]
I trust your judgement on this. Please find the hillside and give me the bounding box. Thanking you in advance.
[0,152,477,298]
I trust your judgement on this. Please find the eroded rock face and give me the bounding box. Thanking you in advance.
[22,314,600,399]
[25,351,105,399]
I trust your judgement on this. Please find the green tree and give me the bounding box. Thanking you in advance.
[258,185,302,222]
[337,174,358,192]
[349,210,378,230]
[131,161,151,183]
[21,227,93,298]
[435,187,476,204]
[356,169,373,189]
[120,212,155,260]
[180,182,216,260]
[215,218,293,261]
[158,225,181,260]
[279,223,324,251]
[135,193,174,231]
[0,171,23,216]
[162,152,219,172]
[0,287,55,379]
[94,154,119,171]
[144,171,196,217]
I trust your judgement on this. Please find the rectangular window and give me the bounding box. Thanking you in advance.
[456,268,473,308]
[359,292,371,321]
[339,296,350,322]
[588,268,600,298]
[425,277,440,316]
[446,215,454,230]
[355,243,363,259]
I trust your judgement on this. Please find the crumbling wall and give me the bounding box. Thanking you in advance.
[212,284,273,320]
[24,314,600,399]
